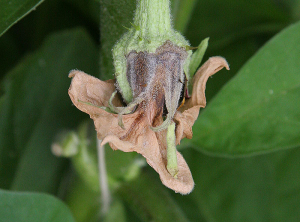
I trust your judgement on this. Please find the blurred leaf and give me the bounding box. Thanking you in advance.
[0,0,44,37]
[59,120,141,192]
[6,0,99,52]
[65,177,100,222]
[0,189,75,222]
[0,32,20,79]
[105,146,142,184]
[203,38,260,102]
[117,169,189,222]
[0,0,99,82]
[0,28,98,191]
[174,147,300,222]
[185,0,289,47]
[104,198,127,222]
[171,0,198,33]
[275,0,300,21]
[188,21,300,155]
[99,0,135,79]
[65,0,100,25]
[184,0,291,101]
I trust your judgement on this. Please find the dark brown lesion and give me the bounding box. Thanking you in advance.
[124,40,188,131]
[127,51,149,98]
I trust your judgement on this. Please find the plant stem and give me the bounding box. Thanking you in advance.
[97,139,111,214]
[133,0,172,38]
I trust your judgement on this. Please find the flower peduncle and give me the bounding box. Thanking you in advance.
[133,0,172,38]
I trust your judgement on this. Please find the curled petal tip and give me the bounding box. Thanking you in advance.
[68,69,80,78]
[207,56,230,72]
[187,56,230,108]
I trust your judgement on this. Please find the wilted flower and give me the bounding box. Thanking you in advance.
[68,49,229,194]
[68,0,229,194]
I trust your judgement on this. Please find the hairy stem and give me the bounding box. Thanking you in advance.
[134,0,172,38]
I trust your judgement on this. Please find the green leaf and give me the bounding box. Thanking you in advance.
[0,0,44,37]
[174,147,300,221]
[0,189,75,222]
[0,28,98,191]
[0,32,21,77]
[185,0,290,47]
[184,0,291,101]
[104,198,127,222]
[189,21,300,155]
[65,177,100,222]
[65,0,100,25]
[117,169,189,222]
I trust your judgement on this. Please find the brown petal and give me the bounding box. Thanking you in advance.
[68,70,121,140]
[174,106,199,144]
[175,57,229,142]
[101,118,194,195]
[69,70,194,194]
[68,70,116,112]
[184,56,229,110]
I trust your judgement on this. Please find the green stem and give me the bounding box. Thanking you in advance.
[166,122,178,178]
[97,139,111,214]
[133,0,172,38]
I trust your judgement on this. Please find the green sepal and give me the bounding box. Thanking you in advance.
[187,37,209,94]
[189,37,209,78]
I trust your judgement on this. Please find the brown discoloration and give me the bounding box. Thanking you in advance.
[126,41,188,130]
[174,57,230,144]
[68,41,229,194]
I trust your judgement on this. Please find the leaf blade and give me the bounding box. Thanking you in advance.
[177,147,300,221]
[190,21,300,155]
[0,189,75,222]
[0,0,44,36]
[0,28,98,191]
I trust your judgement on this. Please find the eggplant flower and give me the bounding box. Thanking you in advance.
[68,42,229,194]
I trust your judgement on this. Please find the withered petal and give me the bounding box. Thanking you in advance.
[174,106,199,144]
[185,56,229,110]
[175,57,229,142]
[68,70,117,112]
[101,127,194,194]
[68,71,194,194]
[68,70,126,140]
